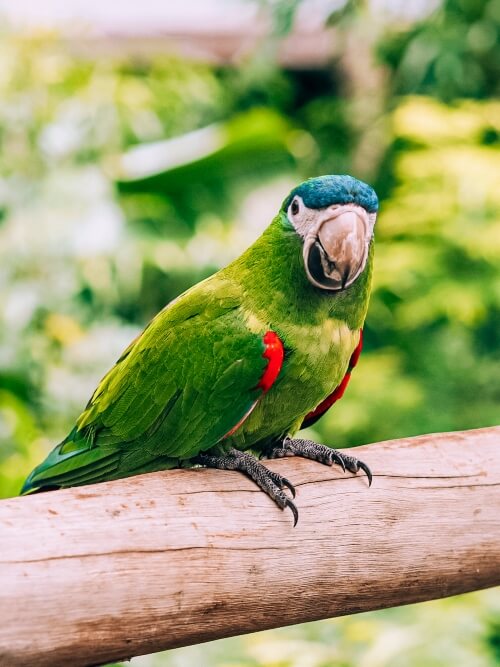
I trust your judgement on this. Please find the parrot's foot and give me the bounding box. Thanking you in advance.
[268,437,372,486]
[194,448,299,526]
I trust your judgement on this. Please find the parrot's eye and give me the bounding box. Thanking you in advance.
[286,195,306,233]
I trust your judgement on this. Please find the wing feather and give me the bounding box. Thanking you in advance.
[21,277,283,493]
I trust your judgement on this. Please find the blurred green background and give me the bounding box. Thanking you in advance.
[0,0,498,665]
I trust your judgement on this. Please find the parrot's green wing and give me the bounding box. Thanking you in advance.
[21,278,275,493]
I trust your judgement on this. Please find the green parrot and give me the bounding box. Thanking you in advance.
[21,174,378,525]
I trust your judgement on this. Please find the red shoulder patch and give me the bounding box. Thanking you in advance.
[258,330,284,392]
[301,328,363,429]
[222,331,284,439]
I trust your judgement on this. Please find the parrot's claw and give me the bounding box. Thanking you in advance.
[277,474,296,498]
[268,437,372,486]
[285,497,299,527]
[355,460,373,486]
[194,448,298,525]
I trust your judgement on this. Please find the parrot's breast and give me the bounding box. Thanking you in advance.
[227,318,360,450]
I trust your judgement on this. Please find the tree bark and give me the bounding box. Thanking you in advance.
[1,426,499,666]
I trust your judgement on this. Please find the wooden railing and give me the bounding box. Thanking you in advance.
[1,426,499,666]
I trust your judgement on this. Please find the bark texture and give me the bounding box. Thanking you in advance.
[1,427,499,666]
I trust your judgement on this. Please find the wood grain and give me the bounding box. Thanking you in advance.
[1,427,499,666]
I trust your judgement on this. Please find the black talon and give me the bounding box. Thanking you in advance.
[267,469,296,498]
[281,476,296,498]
[357,460,373,486]
[330,450,346,472]
[286,498,299,527]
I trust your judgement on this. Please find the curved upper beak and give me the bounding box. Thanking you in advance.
[303,205,372,291]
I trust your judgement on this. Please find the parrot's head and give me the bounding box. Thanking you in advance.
[281,175,378,291]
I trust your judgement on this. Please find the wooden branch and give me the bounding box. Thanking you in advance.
[1,427,499,667]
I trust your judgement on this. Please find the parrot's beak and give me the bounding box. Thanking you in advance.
[303,205,372,291]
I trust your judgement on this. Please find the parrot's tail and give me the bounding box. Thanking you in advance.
[20,433,121,495]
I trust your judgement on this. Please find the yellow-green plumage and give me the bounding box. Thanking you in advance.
[21,175,377,495]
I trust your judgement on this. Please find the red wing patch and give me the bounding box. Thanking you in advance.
[223,330,284,440]
[257,330,285,392]
[301,329,363,429]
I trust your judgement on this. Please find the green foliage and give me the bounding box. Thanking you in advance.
[379,0,500,100]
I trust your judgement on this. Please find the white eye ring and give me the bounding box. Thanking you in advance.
[288,196,302,218]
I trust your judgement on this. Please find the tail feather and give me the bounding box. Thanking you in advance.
[40,457,120,488]
[20,438,121,494]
